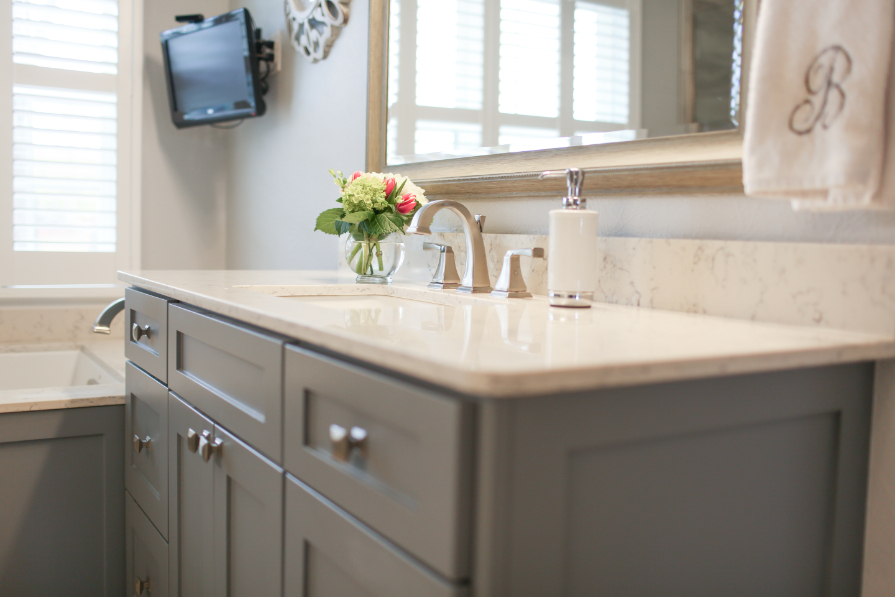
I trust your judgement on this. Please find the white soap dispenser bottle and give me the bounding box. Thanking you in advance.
[540,168,598,308]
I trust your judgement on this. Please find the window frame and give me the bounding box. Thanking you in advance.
[367,0,756,198]
[0,0,142,286]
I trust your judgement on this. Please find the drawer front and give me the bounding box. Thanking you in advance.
[125,287,170,383]
[168,304,284,463]
[285,475,467,597]
[284,345,473,581]
[125,362,169,539]
[126,492,169,597]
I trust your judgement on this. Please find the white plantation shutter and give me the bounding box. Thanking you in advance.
[13,0,118,74]
[13,85,117,252]
[0,0,136,284]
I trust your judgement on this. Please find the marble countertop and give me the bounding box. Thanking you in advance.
[0,339,125,414]
[120,270,895,398]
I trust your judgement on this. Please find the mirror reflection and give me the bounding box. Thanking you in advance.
[386,0,746,165]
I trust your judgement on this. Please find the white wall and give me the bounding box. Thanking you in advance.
[141,0,230,270]
[224,0,369,270]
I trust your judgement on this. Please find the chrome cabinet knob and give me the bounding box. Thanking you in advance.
[133,434,152,453]
[491,248,545,299]
[132,323,151,342]
[199,432,223,463]
[135,575,151,595]
[329,424,368,462]
[423,242,461,290]
[186,428,200,453]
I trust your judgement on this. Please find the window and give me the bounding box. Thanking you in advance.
[386,0,641,163]
[0,0,139,285]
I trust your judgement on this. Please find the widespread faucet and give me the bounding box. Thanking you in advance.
[93,297,125,334]
[406,200,492,293]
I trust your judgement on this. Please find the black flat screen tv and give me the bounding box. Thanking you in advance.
[160,8,266,128]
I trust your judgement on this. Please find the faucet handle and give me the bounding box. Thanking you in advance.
[491,248,545,299]
[423,243,461,290]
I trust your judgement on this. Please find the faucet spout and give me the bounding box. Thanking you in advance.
[407,201,492,293]
[93,297,125,334]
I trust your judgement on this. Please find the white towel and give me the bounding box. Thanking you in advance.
[743,0,895,211]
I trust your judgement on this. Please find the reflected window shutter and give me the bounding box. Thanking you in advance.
[573,1,630,124]
[498,0,561,118]
[11,0,118,253]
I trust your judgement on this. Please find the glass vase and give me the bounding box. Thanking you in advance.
[344,233,406,284]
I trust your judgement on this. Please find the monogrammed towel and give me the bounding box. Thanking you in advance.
[743,0,895,210]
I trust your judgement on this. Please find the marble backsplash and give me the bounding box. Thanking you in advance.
[0,302,125,344]
[379,233,895,337]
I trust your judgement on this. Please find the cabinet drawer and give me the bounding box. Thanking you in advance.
[126,492,169,597]
[168,304,284,463]
[125,287,170,383]
[284,345,474,581]
[285,475,467,597]
[126,362,169,539]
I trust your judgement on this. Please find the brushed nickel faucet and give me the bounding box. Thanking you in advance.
[92,298,125,334]
[406,200,492,293]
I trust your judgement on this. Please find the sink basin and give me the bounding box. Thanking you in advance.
[234,284,523,308]
[0,348,121,391]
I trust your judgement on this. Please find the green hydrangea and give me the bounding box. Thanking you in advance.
[341,176,388,213]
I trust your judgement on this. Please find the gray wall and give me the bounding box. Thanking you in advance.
[220,1,895,272]
[223,0,369,270]
[141,0,230,270]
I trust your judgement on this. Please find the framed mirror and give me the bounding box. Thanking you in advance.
[367,0,756,198]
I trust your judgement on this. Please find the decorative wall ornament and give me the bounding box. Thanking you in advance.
[285,0,350,63]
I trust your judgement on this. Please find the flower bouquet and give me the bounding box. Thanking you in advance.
[315,170,427,283]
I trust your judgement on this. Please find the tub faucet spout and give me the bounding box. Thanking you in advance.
[93,298,125,334]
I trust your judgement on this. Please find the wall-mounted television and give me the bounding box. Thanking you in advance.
[160,8,266,128]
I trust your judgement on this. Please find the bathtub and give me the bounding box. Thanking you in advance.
[0,346,125,413]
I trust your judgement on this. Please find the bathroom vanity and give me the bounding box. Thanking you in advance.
[120,270,894,597]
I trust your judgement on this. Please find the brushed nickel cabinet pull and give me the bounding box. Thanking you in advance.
[133,435,152,453]
[135,575,151,594]
[329,424,368,462]
[186,428,200,453]
[132,323,151,342]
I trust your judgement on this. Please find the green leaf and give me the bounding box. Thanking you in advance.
[314,208,346,235]
[369,213,400,236]
[334,220,352,235]
[385,212,406,230]
[343,210,374,223]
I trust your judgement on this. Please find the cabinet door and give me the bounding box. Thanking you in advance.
[126,492,169,597]
[168,392,215,597]
[285,474,466,597]
[125,362,168,538]
[213,425,284,597]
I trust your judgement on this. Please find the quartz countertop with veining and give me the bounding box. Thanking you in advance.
[120,270,895,398]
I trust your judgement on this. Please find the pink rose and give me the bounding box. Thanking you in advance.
[351,171,363,181]
[384,177,396,197]
[396,193,417,214]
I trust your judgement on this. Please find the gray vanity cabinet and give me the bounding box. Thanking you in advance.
[125,361,169,538]
[285,474,467,597]
[167,392,283,597]
[168,392,215,597]
[126,493,169,597]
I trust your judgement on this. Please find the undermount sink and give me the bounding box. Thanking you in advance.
[234,284,513,308]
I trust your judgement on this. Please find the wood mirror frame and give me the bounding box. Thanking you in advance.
[365,0,757,199]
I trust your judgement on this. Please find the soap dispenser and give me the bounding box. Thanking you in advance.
[540,168,598,308]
